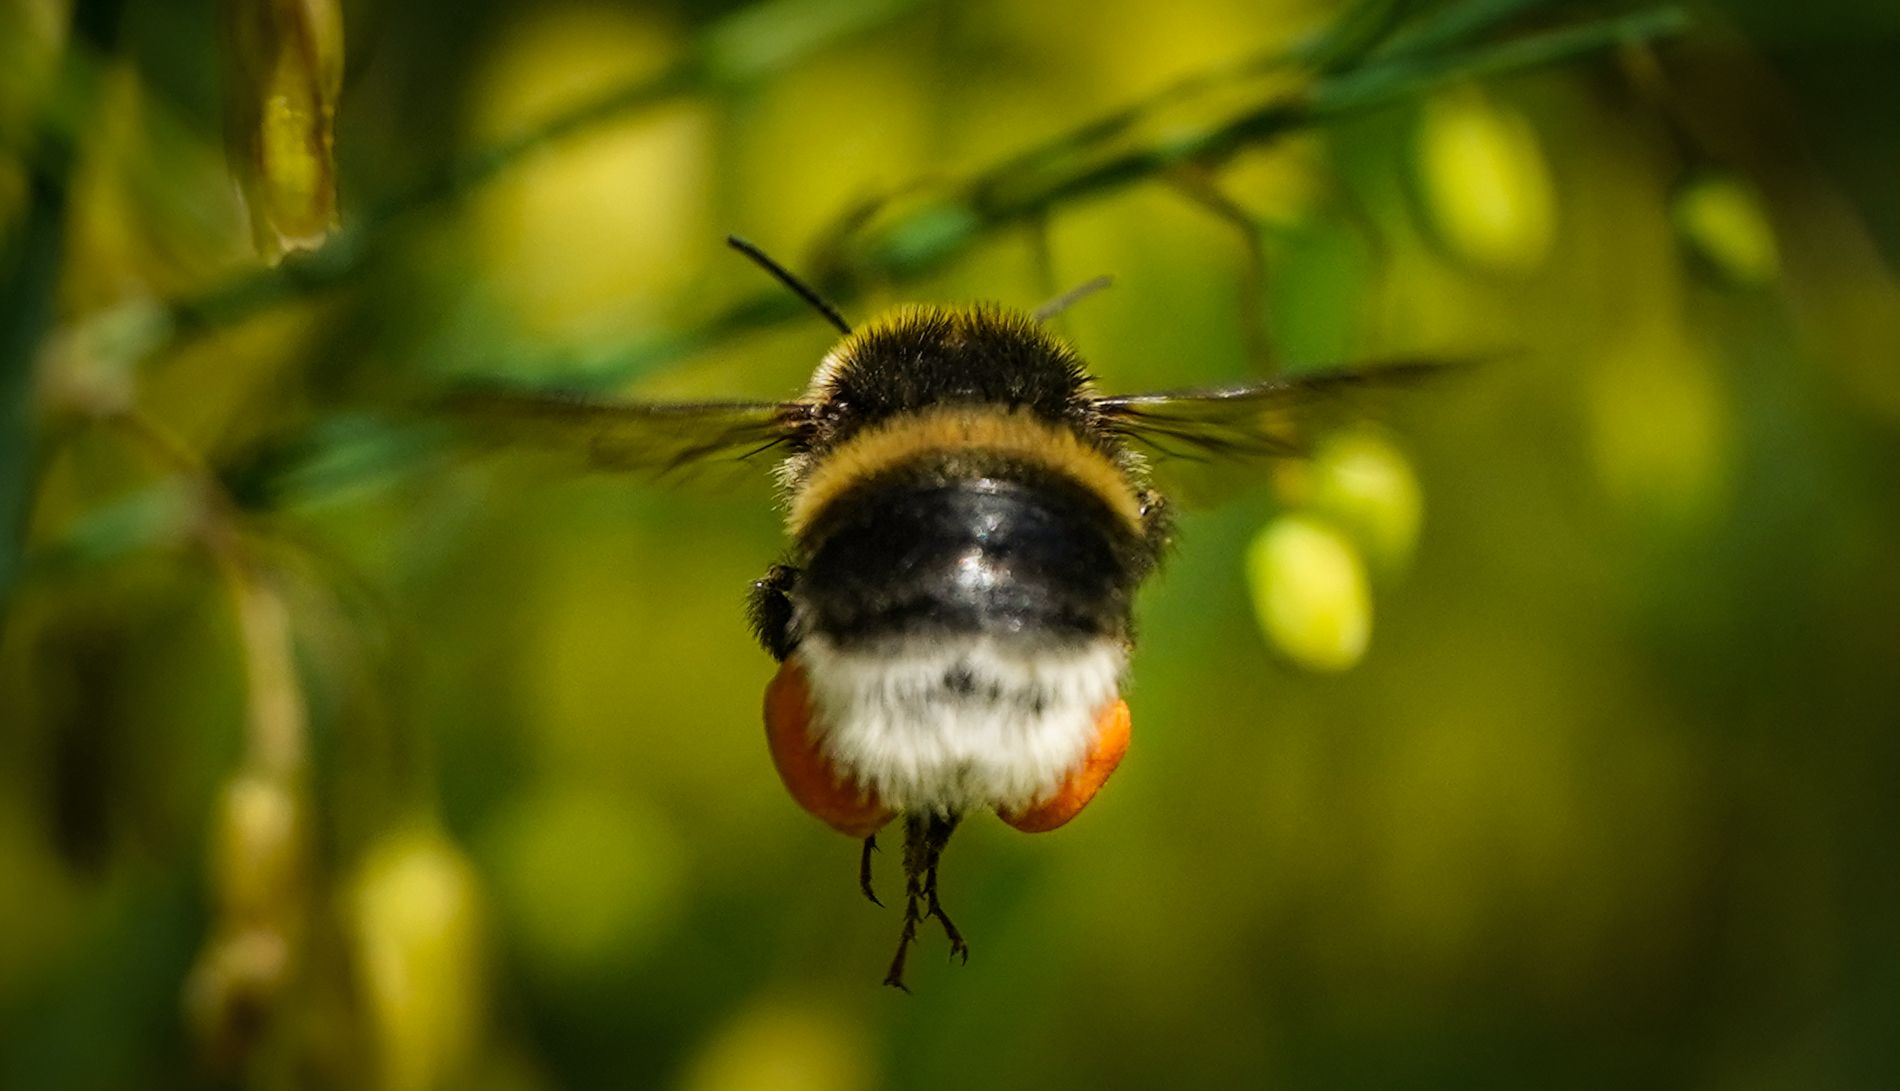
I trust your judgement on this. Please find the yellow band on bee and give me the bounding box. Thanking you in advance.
[789,407,1144,538]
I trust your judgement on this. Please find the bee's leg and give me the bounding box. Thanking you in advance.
[921,813,968,963]
[1138,487,1174,561]
[882,814,931,992]
[747,563,800,661]
[858,833,883,907]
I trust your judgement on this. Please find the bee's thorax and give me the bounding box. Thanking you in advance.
[799,304,1094,452]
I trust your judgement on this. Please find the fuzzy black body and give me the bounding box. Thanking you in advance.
[751,305,1168,662]
[799,461,1138,647]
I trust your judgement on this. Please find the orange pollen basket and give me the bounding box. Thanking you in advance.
[763,659,894,837]
[996,698,1131,833]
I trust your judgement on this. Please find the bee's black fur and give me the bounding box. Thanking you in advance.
[795,454,1148,648]
[769,306,1171,654]
[807,306,1100,455]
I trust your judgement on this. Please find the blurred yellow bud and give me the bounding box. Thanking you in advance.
[212,773,305,922]
[1587,330,1731,527]
[1306,429,1424,573]
[1671,171,1779,287]
[472,9,710,338]
[1247,514,1373,672]
[223,0,344,262]
[484,783,683,978]
[1416,85,1555,274]
[347,826,487,1091]
[681,996,875,1091]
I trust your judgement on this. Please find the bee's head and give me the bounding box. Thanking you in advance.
[803,304,1094,453]
[723,237,1105,457]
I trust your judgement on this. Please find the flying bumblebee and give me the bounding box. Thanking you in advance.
[460,238,1439,989]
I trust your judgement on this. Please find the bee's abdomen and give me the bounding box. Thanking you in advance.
[798,472,1137,645]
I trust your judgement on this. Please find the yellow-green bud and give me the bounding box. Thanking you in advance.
[1307,429,1423,574]
[484,783,683,978]
[1587,331,1731,526]
[681,997,875,1091]
[1246,514,1373,672]
[347,826,486,1091]
[1415,85,1555,274]
[212,773,304,923]
[1671,171,1779,287]
[471,9,710,337]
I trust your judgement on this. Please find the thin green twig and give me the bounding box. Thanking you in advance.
[496,2,1690,393]
[0,0,132,626]
[161,0,928,336]
[17,0,1691,551]
[146,0,1683,371]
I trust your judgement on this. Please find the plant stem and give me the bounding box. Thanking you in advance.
[0,0,130,626]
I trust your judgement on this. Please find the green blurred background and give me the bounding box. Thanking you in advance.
[3,0,1898,1087]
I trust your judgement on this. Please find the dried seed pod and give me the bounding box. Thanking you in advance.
[186,776,308,1067]
[222,0,344,262]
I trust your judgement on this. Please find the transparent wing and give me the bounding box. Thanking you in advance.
[1093,358,1451,503]
[443,386,812,476]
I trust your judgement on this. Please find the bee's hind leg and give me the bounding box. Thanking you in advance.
[747,563,800,661]
[859,833,882,907]
[921,814,968,963]
[882,813,969,989]
[882,815,930,991]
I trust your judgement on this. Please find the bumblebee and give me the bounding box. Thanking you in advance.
[464,239,1436,988]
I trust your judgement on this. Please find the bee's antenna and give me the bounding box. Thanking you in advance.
[727,235,853,336]
[1032,274,1114,323]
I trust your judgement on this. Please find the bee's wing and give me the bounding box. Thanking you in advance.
[1093,358,1449,504]
[444,387,812,477]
